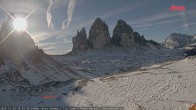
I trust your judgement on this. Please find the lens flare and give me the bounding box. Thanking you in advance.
[13,18,27,31]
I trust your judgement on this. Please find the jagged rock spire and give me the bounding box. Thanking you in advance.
[88,18,110,48]
[72,28,88,51]
[71,18,161,51]
[112,19,134,47]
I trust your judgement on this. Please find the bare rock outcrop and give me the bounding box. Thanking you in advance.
[72,28,88,51]
[89,18,110,48]
[112,20,135,47]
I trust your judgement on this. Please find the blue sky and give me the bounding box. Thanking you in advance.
[0,0,196,55]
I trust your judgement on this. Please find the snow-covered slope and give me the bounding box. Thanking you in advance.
[55,46,185,79]
[0,55,195,110]
[0,15,194,109]
[62,57,196,110]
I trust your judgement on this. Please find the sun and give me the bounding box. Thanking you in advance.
[13,18,27,31]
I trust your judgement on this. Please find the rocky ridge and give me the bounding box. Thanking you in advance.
[72,18,160,51]
[164,33,195,49]
[72,28,88,50]
[88,18,110,48]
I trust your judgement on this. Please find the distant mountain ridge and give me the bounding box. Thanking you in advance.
[72,18,162,51]
[164,33,195,49]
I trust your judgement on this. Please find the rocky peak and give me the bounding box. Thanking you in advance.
[72,28,88,51]
[89,18,110,48]
[71,18,162,51]
[133,32,146,46]
[147,40,161,46]
[112,19,134,47]
[78,28,87,38]
[164,33,194,49]
[116,19,133,34]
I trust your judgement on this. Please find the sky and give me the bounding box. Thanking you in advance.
[0,0,196,55]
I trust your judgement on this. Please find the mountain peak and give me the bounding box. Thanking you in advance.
[71,18,162,51]
[164,33,194,49]
[94,18,102,23]
[117,19,126,25]
[72,27,88,51]
[89,18,110,48]
[112,19,134,46]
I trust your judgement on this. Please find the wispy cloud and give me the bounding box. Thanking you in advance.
[46,48,72,55]
[46,0,54,30]
[128,7,196,30]
[178,11,190,31]
[137,28,151,31]
[129,12,178,26]
[0,0,45,14]
[32,32,53,43]
[36,33,72,55]
[62,0,77,30]
[100,0,154,20]
[134,18,184,28]
[40,40,72,55]
[38,42,56,49]
[176,22,196,29]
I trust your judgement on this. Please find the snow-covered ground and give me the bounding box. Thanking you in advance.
[55,47,185,78]
[63,57,196,110]
[0,54,195,110]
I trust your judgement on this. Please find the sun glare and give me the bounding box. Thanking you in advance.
[13,18,27,31]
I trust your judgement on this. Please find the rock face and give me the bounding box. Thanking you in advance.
[112,20,134,47]
[185,47,196,57]
[89,18,110,48]
[72,28,88,50]
[186,43,196,49]
[71,18,162,51]
[194,35,196,42]
[147,40,161,46]
[164,33,194,49]
[133,32,146,46]
[0,49,5,67]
